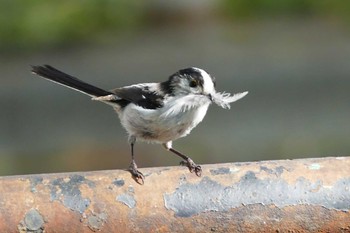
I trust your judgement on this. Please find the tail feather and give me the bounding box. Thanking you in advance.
[31,65,112,97]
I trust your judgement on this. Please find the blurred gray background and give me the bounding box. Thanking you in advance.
[0,1,349,175]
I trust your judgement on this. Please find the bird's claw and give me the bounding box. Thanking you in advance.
[180,159,202,177]
[129,162,144,185]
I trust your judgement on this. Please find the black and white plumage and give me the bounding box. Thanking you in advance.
[31,65,248,184]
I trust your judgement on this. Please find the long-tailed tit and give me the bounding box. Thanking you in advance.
[31,65,248,184]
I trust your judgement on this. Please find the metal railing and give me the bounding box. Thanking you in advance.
[1,156,350,232]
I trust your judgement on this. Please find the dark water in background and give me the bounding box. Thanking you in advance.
[0,19,349,175]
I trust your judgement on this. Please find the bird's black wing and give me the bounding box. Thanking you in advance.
[111,86,164,109]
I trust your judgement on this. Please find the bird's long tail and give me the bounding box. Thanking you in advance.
[31,65,113,98]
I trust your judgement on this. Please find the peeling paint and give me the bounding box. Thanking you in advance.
[29,176,43,193]
[128,186,135,193]
[18,209,44,233]
[210,167,231,175]
[179,175,187,185]
[87,213,107,231]
[275,166,287,175]
[164,173,350,217]
[113,179,125,187]
[117,194,136,208]
[260,166,286,176]
[49,174,93,213]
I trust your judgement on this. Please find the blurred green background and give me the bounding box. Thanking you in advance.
[0,0,349,176]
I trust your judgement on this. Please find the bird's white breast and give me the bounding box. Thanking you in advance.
[118,94,211,143]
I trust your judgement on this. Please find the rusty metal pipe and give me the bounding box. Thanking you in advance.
[1,156,350,232]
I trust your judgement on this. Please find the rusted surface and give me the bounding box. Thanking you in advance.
[0,157,350,232]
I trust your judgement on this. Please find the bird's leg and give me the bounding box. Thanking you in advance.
[128,137,144,184]
[162,142,202,177]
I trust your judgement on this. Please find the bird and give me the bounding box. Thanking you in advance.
[31,65,248,184]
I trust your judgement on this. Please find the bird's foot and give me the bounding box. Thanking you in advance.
[129,161,144,185]
[180,158,202,177]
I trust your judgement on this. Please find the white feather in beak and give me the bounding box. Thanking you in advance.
[212,91,248,109]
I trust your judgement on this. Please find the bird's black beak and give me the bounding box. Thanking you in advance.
[208,94,213,102]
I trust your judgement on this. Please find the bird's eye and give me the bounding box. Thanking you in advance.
[189,80,198,88]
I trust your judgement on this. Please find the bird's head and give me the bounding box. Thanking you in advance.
[161,67,248,109]
[164,67,216,100]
